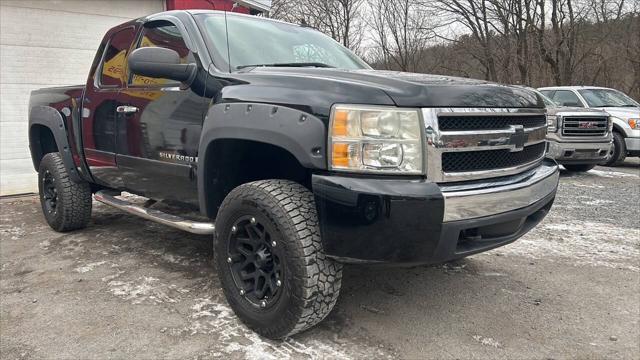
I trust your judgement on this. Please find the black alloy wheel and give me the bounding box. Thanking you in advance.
[41,169,58,215]
[226,215,284,309]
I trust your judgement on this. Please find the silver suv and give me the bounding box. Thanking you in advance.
[538,86,640,166]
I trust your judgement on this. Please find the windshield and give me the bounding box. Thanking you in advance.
[578,89,639,108]
[198,13,370,72]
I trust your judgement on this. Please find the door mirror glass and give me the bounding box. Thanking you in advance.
[127,47,196,84]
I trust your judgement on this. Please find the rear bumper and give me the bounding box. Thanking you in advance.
[313,159,559,265]
[546,139,612,164]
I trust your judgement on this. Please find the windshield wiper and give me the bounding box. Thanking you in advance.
[236,62,335,70]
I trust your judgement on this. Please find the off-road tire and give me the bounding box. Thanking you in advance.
[38,152,92,232]
[602,131,626,166]
[563,164,596,172]
[214,179,343,339]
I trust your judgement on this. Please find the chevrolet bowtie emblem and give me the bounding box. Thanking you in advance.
[509,125,526,152]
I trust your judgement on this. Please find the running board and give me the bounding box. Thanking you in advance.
[94,191,215,235]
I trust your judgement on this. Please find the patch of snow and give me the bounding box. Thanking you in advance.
[581,199,614,206]
[500,220,640,271]
[74,261,107,273]
[148,249,199,266]
[587,169,639,178]
[472,335,502,348]
[179,298,384,359]
[107,276,178,304]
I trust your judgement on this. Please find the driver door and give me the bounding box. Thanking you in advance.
[115,20,208,205]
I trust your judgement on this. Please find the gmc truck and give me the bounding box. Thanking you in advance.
[534,90,613,172]
[28,10,559,339]
[539,86,640,166]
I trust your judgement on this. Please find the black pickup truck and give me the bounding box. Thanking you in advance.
[28,10,559,339]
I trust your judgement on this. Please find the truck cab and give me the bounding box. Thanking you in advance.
[28,10,559,339]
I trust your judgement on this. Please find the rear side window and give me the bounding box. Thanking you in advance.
[99,28,136,87]
[129,21,195,87]
[552,90,584,107]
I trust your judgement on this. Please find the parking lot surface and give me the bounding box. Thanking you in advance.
[1,161,639,359]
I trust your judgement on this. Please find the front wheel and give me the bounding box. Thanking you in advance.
[563,164,596,172]
[601,131,626,166]
[213,180,342,339]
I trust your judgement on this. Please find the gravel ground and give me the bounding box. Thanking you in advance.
[1,160,639,359]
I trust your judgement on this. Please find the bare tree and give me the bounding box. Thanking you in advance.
[271,0,640,99]
[271,0,366,51]
[369,0,437,72]
[431,0,500,81]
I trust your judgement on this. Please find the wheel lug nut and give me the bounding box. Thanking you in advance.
[231,226,237,233]
[260,300,267,308]
[271,241,277,247]
[239,289,245,296]
[276,280,282,287]
[250,217,256,224]
[227,257,232,263]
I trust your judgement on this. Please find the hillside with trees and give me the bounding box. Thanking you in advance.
[270,0,639,99]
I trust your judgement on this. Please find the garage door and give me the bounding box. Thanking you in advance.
[0,0,164,196]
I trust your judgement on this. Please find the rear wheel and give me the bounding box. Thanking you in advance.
[38,153,92,232]
[563,164,596,172]
[214,180,342,339]
[602,131,626,166]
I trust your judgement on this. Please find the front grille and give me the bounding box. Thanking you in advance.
[442,142,546,173]
[424,108,548,182]
[438,115,546,131]
[562,116,608,137]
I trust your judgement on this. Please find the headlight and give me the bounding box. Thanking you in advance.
[547,115,557,133]
[329,105,423,174]
[629,118,639,129]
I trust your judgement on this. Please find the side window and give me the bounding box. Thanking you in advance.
[99,28,136,87]
[552,90,583,107]
[129,21,194,87]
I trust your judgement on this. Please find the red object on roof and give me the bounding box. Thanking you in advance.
[166,0,250,13]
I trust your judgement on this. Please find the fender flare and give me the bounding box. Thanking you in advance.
[29,105,82,183]
[197,102,327,217]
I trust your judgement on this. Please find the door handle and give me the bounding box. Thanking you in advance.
[116,105,139,114]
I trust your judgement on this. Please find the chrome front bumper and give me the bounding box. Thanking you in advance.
[440,160,559,222]
[546,140,612,162]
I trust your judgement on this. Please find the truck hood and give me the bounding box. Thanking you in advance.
[546,106,608,116]
[241,67,543,108]
[590,107,640,120]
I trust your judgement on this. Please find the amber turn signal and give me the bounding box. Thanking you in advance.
[331,143,350,167]
[332,110,349,136]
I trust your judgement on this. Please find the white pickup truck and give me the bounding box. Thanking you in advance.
[533,90,612,172]
[539,86,640,166]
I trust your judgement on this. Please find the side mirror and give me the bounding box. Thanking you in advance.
[128,47,196,84]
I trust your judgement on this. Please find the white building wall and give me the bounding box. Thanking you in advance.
[0,0,164,196]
